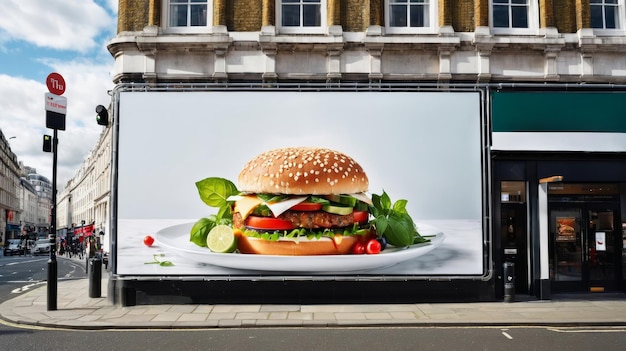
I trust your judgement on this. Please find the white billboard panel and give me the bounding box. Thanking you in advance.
[115,91,484,276]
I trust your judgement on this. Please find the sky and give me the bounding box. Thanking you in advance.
[0,0,118,189]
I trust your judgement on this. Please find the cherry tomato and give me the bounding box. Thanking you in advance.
[353,210,369,223]
[245,216,295,230]
[290,202,323,211]
[143,235,155,247]
[365,239,381,254]
[351,242,365,255]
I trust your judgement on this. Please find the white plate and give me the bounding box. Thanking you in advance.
[155,222,445,273]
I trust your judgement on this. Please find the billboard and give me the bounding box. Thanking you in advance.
[114,90,485,277]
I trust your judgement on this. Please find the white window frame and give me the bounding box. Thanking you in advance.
[276,0,327,34]
[590,0,626,35]
[162,0,213,34]
[384,0,439,34]
[490,0,539,35]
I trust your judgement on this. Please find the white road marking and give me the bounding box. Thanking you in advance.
[501,329,513,339]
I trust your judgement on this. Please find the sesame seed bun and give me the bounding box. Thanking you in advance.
[237,147,369,195]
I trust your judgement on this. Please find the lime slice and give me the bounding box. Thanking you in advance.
[206,225,237,253]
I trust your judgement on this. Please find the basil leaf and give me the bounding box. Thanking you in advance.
[384,212,415,247]
[373,216,388,236]
[372,193,383,211]
[195,177,238,208]
[392,199,408,214]
[189,217,215,247]
[380,191,392,210]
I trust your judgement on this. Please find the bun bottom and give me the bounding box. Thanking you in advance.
[237,235,357,256]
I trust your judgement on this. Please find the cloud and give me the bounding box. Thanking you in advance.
[0,58,114,189]
[0,0,117,190]
[0,0,114,53]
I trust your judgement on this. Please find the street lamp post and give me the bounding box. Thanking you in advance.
[47,129,58,310]
[44,72,66,311]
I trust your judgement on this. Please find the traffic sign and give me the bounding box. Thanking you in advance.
[45,93,67,114]
[46,72,66,95]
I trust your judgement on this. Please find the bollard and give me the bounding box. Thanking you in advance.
[503,261,515,303]
[88,256,102,298]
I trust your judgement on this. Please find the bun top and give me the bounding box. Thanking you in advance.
[238,147,369,195]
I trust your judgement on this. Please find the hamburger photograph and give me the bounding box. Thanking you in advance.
[190,146,428,256]
[116,91,482,276]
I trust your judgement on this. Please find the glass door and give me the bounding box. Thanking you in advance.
[550,207,583,285]
[549,204,620,292]
[586,206,618,290]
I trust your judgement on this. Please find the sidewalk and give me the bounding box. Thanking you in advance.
[1,275,626,330]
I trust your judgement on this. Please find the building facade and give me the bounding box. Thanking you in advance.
[56,125,112,254]
[0,131,20,246]
[1,130,53,249]
[110,0,626,84]
[105,0,626,304]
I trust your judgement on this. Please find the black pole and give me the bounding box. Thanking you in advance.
[47,128,58,311]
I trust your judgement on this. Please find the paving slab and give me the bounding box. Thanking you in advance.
[1,277,626,330]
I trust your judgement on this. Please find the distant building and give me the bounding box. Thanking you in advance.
[0,131,20,244]
[25,171,53,236]
[56,126,112,253]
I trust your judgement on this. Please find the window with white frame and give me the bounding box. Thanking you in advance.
[165,0,212,33]
[591,0,625,32]
[385,0,438,34]
[276,0,326,34]
[490,0,538,34]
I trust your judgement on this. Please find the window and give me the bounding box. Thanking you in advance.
[165,0,212,32]
[490,0,538,34]
[385,0,438,34]
[277,0,326,34]
[591,0,624,31]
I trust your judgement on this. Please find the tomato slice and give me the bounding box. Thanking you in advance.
[353,210,369,223]
[245,216,295,230]
[290,202,323,211]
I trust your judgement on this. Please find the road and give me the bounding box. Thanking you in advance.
[1,253,626,350]
[0,252,86,299]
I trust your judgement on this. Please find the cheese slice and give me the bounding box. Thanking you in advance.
[266,196,308,217]
[350,192,373,205]
[233,195,264,219]
[233,193,368,220]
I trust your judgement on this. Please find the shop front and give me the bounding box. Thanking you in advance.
[491,89,626,299]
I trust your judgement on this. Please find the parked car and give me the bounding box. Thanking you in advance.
[3,239,23,256]
[32,239,51,255]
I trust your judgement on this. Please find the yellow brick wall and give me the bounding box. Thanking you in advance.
[149,0,161,26]
[474,0,489,28]
[118,0,150,33]
[540,0,555,28]
[576,0,591,30]
[369,0,383,26]
[553,0,576,33]
[451,0,474,32]
[228,0,263,31]
[342,0,369,31]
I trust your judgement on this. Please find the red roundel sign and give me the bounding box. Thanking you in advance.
[46,72,66,96]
